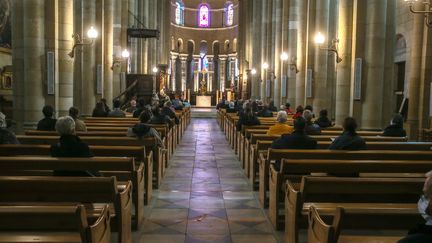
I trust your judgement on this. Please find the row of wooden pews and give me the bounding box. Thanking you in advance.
[217,108,430,243]
[0,107,191,243]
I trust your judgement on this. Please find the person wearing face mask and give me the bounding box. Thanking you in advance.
[398,171,432,242]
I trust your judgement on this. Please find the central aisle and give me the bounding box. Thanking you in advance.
[136,118,280,243]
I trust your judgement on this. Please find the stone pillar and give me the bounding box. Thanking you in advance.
[273,0,282,106]
[128,0,137,73]
[81,0,97,115]
[251,0,262,99]
[17,0,46,129]
[58,0,74,116]
[186,55,194,92]
[213,56,219,93]
[103,0,114,103]
[287,0,299,106]
[260,0,269,99]
[335,0,353,125]
[220,57,227,91]
[361,0,387,129]
[180,56,187,92]
[295,0,307,107]
[112,0,123,97]
[312,0,330,113]
[407,4,424,138]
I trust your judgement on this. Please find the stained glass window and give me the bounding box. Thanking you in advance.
[198,4,210,27]
[226,3,234,26]
[175,1,184,25]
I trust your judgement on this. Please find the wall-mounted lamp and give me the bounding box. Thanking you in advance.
[262,62,269,70]
[111,49,130,70]
[314,32,343,63]
[251,68,257,75]
[280,52,299,74]
[405,0,432,27]
[68,26,98,58]
[152,66,159,73]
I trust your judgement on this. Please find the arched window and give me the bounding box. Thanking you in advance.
[198,4,210,27]
[226,3,234,26]
[175,1,184,25]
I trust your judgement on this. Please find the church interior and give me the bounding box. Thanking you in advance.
[2,0,432,242]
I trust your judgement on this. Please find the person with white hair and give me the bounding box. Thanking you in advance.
[50,116,99,176]
[398,171,432,242]
[0,112,18,144]
[303,109,321,135]
[266,111,293,136]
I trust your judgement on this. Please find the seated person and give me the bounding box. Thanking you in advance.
[100,98,111,113]
[315,109,333,128]
[236,103,261,131]
[285,102,293,115]
[292,105,304,119]
[150,106,174,128]
[133,99,147,118]
[127,109,164,149]
[92,102,108,117]
[171,96,184,110]
[183,99,191,108]
[268,100,278,112]
[267,111,293,136]
[161,101,180,125]
[226,102,237,113]
[257,105,274,117]
[271,117,317,170]
[398,171,432,243]
[108,99,126,117]
[50,116,99,177]
[382,114,406,137]
[37,105,57,131]
[69,106,87,132]
[0,112,19,144]
[329,117,366,150]
[303,109,321,135]
[125,100,137,113]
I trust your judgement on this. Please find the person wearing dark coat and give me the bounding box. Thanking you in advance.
[303,110,321,135]
[133,99,147,118]
[329,117,366,150]
[37,105,57,131]
[268,101,278,112]
[92,102,108,117]
[150,106,174,128]
[236,103,260,131]
[50,116,100,177]
[257,105,274,117]
[161,101,180,125]
[127,109,164,149]
[271,117,317,170]
[315,109,333,128]
[0,112,19,144]
[382,114,406,137]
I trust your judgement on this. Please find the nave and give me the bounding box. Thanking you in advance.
[136,118,280,243]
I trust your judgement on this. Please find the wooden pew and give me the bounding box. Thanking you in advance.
[15,135,165,188]
[307,205,420,243]
[259,149,432,208]
[249,141,432,189]
[0,144,153,206]
[0,156,144,229]
[286,176,423,243]
[0,204,111,243]
[269,159,432,230]
[0,176,132,243]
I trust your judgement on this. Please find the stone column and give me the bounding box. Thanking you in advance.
[180,56,187,92]
[260,0,268,99]
[273,0,282,106]
[251,0,262,99]
[103,0,114,103]
[58,0,74,116]
[407,4,424,138]
[11,0,24,130]
[112,0,123,97]
[213,56,219,93]
[361,0,387,129]
[335,0,353,125]
[295,0,307,107]
[128,0,137,73]
[312,0,330,113]
[81,0,97,115]
[287,0,299,106]
[220,57,227,91]
[19,0,46,129]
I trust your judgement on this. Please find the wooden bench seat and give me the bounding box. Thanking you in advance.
[0,176,132,243]
[0,156,144,229]
[308,205,420,243]
[285,176,423,243]
[268,159,432,230]
[15,135,165,188]
[259,149,432,208]
[0,204,110,243]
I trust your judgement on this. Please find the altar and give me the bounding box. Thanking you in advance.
[196,95,212,107]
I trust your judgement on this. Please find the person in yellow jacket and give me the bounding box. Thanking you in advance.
[267,111,294,136]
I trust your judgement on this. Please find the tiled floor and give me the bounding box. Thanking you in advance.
[134,118,281,243]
